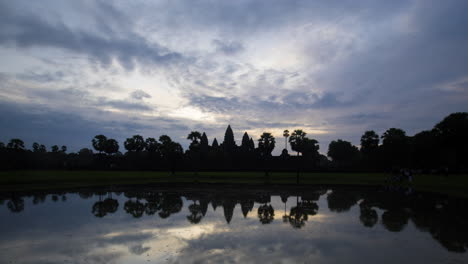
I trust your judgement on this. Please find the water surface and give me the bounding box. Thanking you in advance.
[1,185,467,263]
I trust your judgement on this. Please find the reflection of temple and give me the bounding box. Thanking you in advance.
[1,185,468,253]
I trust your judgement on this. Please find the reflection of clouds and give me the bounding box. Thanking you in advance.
[129,244,151,255]
[1,192,468,263]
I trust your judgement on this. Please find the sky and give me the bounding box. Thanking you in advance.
[0,0,467,154]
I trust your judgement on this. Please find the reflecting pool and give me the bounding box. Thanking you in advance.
[1,184,467,263]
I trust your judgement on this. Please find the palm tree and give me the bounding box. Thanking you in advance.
[289,130,307,156]
[104,139,119,155]
[92,135,107,154]
[258,132,276,157]
[187,131,202,177]
[283,130,290,151]
[258,132,276,181]
[124,135,146,153]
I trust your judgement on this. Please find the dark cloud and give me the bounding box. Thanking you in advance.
[16,71,65,83]
[0,1,185,70]
[1,0,467,154]
[97,97,153,112]
[130,90,151,100]
[212,39,244,55]
[156,0,410,35]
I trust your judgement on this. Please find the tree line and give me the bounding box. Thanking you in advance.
[0,112,467,172]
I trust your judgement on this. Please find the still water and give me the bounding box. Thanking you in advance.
[1,184,467,264]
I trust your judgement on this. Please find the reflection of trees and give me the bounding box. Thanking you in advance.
[158,195,183,219]
[359,204,378,228]
[289,206,307,229]
[32,194,47,205]
[187,202,204,224]
[381,209,409,232]
[145,193,162,216]
[258,204,274,224]
[327,190,359,212]
[93,193,119,218]
[288,197,319,229]
[3,187,468,253]
[7,197,24,213]
[124,200,146,218]
[280,194,288,223]
[103,198,119,213]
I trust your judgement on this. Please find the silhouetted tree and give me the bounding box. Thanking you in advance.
[433,112,468,169]
[79,148,93,155]
[187,131,202,152]
[289,130,306,156]
[411,130,438,169]
[327,139,359,164]
[124,135,146,153]
[360,130,379,156]
[51,145,59,153]
[61,145,67,153]
[258,132,276,157]
[283,130,290,151]
[302,138,320,159]
[381,128,409,167]
[104,139,119,155]
[159,135,183,173]
[32,142,46,153]
[145,137,161,153]
[92,135,108,154]
[7,139,25,150]
[200,132,209,154]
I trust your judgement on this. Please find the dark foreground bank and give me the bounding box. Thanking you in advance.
[1,170,467,197]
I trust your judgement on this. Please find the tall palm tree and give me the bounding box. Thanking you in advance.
[283,130,290,151]
[258,132,276,181]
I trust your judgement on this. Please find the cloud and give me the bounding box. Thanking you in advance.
[97,97,153,112]
[130,90,152,100]
[0,0,467,154]
[0,1,185,70]
[212,39,244,55]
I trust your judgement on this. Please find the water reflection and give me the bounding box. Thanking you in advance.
[1,185,468,263]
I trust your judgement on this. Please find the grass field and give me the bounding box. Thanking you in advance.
[0,170,467,197]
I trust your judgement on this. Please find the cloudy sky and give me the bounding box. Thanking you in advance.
[1,0,467,154]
